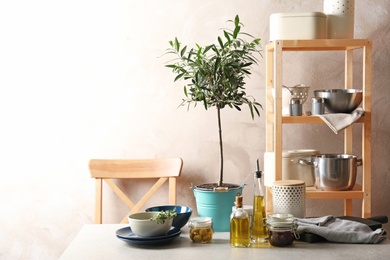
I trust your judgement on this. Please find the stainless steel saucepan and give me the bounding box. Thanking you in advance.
[299,154,362,191]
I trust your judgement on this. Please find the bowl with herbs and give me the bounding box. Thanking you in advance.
[145,205,193,229]
[128,210,177,237]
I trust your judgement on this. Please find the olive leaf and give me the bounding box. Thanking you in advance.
[164,15,263,187]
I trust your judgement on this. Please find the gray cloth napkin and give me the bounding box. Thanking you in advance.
[319,107,365,134]
[297,215,387,244]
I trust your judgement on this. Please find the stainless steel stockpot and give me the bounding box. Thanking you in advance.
[299,154,362,191]
[264,149,319,187]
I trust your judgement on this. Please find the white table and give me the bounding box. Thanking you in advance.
[60,224,390,260]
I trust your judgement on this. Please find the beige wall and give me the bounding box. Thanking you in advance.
[1,0,389,258]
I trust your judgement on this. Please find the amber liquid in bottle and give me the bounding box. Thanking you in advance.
[230,196,251,247]
[252,195,268,243]
[251,165,269,244]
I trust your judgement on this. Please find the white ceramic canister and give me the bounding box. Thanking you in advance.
[264,149,320,187]
[272,86,292,115]
[323,0,355,39]
[272,180,305,218]
[270,12,327,41]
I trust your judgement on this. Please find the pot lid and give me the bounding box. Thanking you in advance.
[282,149,319,157]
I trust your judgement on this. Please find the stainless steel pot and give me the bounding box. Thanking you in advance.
[264,149,319,187]
[298,154,362,191]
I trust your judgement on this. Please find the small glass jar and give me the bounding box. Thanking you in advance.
[188,217,213,243]
[265,213,299,247]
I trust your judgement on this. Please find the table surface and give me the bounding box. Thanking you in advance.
[60,224,390,260]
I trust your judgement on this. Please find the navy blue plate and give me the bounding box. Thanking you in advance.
[116,226,181,245]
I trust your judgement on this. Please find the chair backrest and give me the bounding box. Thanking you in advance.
[89,157,183,224]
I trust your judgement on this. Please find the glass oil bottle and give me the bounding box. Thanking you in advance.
[251,160,269,244]
[230,195,251,247]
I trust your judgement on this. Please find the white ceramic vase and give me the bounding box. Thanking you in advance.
[323,0,355,39]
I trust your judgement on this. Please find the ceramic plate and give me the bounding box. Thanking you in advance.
[116,226,181,245]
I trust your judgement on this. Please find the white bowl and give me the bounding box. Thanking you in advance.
[128,212,173,237]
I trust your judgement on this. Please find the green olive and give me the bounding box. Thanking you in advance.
[199,229,207,236]
[202,234,211,242]
[193,234,202,243]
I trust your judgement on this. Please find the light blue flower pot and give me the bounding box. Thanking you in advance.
[192,183,244,232]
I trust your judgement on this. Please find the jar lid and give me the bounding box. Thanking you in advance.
[266,213,295,227]
[189,217,212,228]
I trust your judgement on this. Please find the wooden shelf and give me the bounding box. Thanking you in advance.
[266,39,370,52]
[306,185,364,200]
[265,39,372,218]
[266,113,370,124]
[283,115,369,124]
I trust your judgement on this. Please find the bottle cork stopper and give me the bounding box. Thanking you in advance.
[235,195,243,207]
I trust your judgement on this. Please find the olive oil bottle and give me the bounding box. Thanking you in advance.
[230,195,251,247]
[252,195,268,242]
[251,161,269,244]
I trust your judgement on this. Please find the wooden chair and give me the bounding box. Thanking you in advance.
[89,157,183,224]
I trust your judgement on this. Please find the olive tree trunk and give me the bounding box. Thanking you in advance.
[217,106,224,187]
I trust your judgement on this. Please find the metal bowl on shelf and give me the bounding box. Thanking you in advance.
[314,89,362,113]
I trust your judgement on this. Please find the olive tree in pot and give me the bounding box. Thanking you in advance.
[165,15,262,231]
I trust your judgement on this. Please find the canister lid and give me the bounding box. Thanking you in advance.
[289,98,302,104]
[311,97,325,103]
[270,12,327,18]
[273,180,305,186]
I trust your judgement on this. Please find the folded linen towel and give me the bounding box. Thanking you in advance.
[319,107,365,134]
[296,215,387,244]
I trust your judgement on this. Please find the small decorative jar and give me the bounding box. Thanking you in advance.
[323,0,355,39]
[289,98,303,116]
[311,97,325,115]
[265,213,299,247]
[188,217,213,243]
[272,180,306,218]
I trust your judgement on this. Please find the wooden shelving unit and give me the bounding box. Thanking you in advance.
[265,39,372,218]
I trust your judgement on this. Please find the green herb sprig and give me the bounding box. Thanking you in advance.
[150,209,177,224]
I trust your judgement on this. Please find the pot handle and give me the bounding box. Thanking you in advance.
[356,158,363,167]
[298,159,315,166]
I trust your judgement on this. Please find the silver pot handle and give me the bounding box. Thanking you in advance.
[298,159,314,166]
[356,158,363,167]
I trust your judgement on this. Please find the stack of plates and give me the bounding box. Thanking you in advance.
[116,226,181,245]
